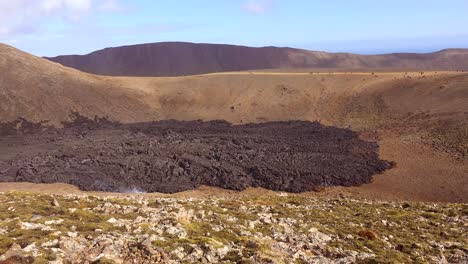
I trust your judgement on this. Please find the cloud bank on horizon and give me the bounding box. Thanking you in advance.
[0,0,467,57]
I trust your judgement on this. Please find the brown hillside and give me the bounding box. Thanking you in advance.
[1,43,467,202]
[0,43,155,124]
[2,43,468,127]
[45,42,468,76]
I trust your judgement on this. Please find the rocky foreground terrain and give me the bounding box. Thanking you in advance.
[0,192,466,264]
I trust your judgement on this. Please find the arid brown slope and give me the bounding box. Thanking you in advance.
[45,42,468,76]
[0,43,154,125]
[1,43,467,202]
[2,43,467,125]
[119,71,468,126]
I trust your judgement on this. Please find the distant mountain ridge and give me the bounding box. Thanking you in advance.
[44,42,468,76]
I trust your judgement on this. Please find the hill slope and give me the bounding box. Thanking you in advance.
[2,43,468,126]
[0,43,155,124]
[0,43,467,202]
[45,42,468,76]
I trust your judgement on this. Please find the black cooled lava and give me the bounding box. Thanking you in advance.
[0,116,393,193]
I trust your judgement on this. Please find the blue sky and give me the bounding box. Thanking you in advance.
[1,0,467,56]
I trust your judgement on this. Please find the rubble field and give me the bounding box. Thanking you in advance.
[0,117,392,193]
[0,192,466,263]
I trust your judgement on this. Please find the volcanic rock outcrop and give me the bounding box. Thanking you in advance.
[0,117,392,193]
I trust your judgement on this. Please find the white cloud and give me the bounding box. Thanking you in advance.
[98,0,123,12]
[243,0,274,14]
[0,0,120,39]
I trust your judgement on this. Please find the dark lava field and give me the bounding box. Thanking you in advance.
[0,115,393,193]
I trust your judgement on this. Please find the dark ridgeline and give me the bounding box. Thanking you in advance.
[45,42,468,76]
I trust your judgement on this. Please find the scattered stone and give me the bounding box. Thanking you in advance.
[358,230,378,240]
[41,240,59,248]
[51,197,60,207]
[0,244,23,262]
[245,240,258,249]
[45,219,64,225]
[0,192,465,263]
[20,222,53,231]
[67,232,78,238]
